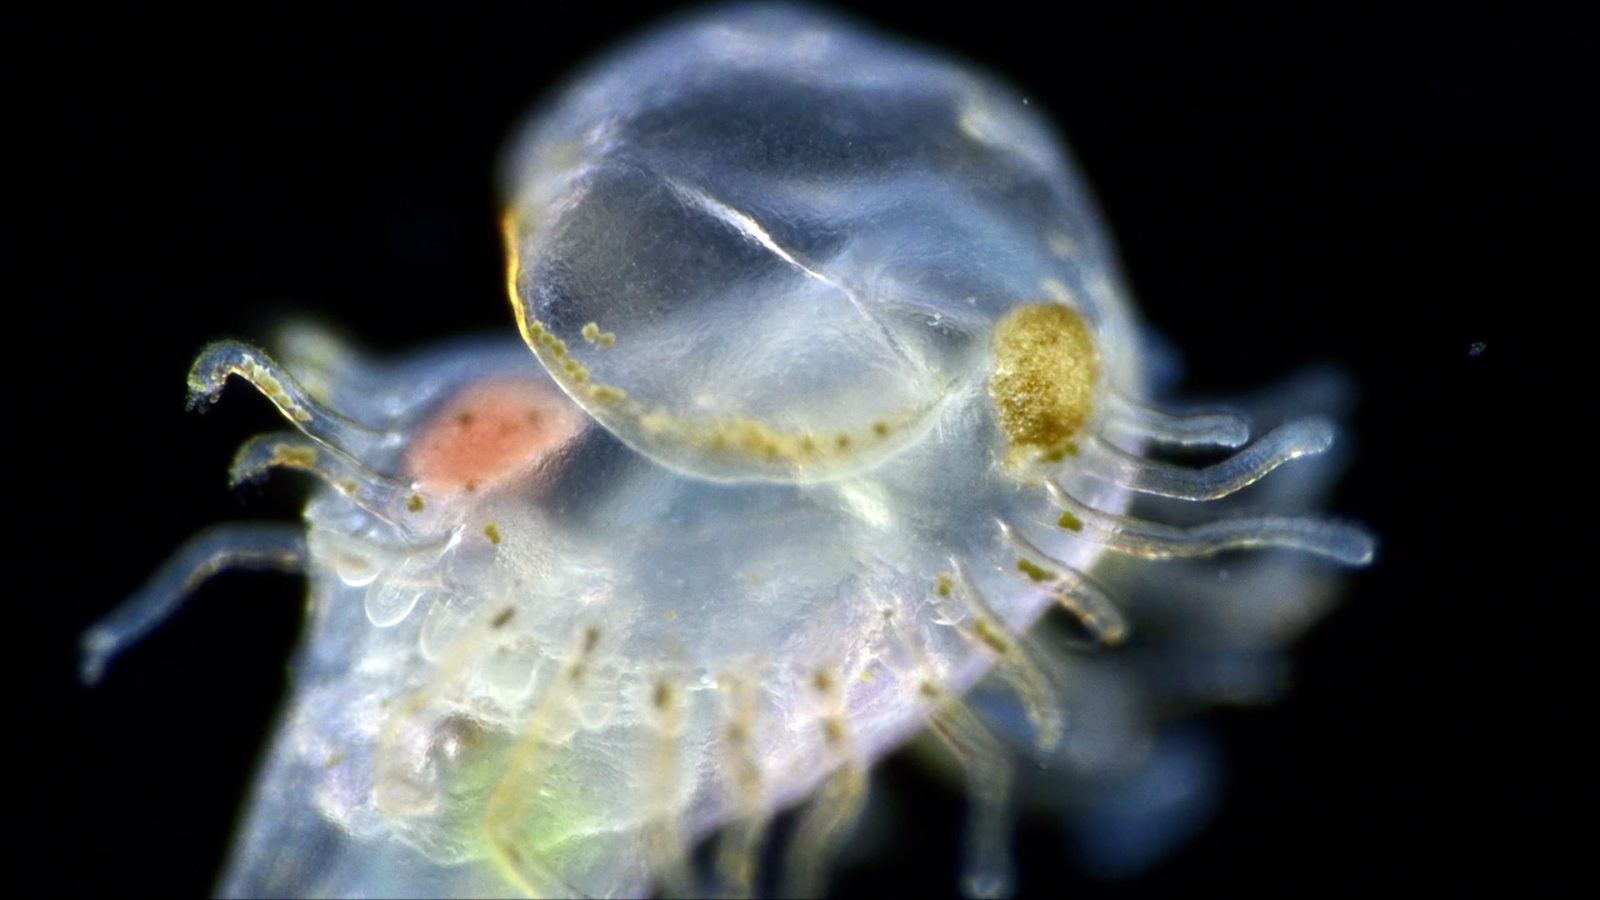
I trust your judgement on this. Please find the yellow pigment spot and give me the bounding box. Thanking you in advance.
[634,408,885,468]
[822,715,844,746]
[989,303,1099,466]
[406,493,426,513]
[973,617,1012,657]
[245,363,312,424]
[935,572,954,598]
[533,327,569,359]
[576,321,616,348]
[812,669,833,695]
[562,357,592,384]
[275,444,318,467]
[516,312,927,474]
[1041,442,1078,463]
[589,385,626,405]
[640,411,672,436]
[1016,558,1054,582]
[1057,511,1083,531]
[483,522,502,545]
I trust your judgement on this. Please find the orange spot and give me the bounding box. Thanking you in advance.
[405,377,585,495]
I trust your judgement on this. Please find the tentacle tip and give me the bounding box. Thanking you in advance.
[1288,416,1338,453]
[78,631,113,686]
[1309,522,1378,566]
[226,467,261,490]
[1342,531,1378,566]
[1179,408,1253,448]
[1211,417,1252,448]
[226,454,269,489]
[961,868,1014,900]
[1034,726,1064,754]
[183,340,251,406]
[184,372,229,411]
[184,386,219,411]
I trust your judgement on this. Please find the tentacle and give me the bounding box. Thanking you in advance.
[230,431,428,530]
[945,562,1064,752]
[782,668,867,899]
[714,675,770,898]
[1046,480,1377,565]
[922,683,1016,900]
[79,524,307,685]
[1085,418,1335,500]
[271,319,375,406]
[997,520,1129,646]
[188,340,394,462]
[646,678,692,898]
[481,625,599,898]
[1105,392,1250,448]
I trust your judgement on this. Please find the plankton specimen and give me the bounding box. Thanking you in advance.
[83,5,1373,897]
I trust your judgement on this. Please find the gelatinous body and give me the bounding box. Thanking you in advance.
[83,5,1372,898]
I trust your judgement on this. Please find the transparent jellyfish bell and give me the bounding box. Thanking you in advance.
[500,6,1138,483]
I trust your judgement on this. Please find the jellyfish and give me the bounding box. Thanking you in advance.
[81,5,1373,897]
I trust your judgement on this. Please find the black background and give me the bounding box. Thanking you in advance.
[26,2,1577,896]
